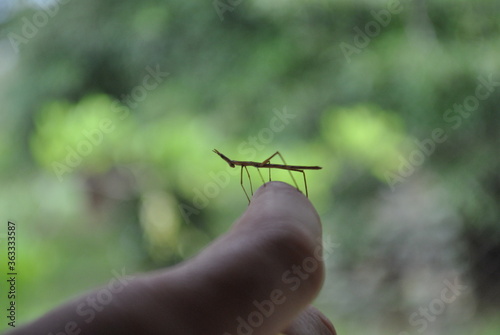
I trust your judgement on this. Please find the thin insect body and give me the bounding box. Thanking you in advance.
[213,149,322,202]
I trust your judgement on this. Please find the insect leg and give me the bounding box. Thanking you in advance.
[240,166,251,203]
[260,151,280,165]
[273,152,299,192]
[288,168,309,197]
[245,166,253,196]
[299,169,308,198]
[256,167,265,185]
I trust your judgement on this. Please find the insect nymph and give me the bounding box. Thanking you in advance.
[213,149,322,202]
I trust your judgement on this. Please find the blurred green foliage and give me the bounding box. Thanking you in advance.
[0,0,499,333]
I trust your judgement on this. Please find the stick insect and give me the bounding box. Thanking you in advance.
[213,149,322,202]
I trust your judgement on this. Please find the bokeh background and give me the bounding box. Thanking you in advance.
[1,0,499,333]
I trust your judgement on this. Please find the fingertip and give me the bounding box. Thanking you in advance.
[233,181,325,304]
[241,181,322,242]
[251,181,306,202]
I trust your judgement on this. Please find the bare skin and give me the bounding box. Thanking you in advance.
[8,182,336,335]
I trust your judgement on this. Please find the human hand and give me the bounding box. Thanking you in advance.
[9,182,335,335]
